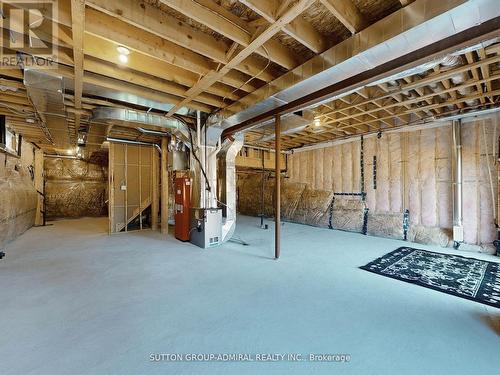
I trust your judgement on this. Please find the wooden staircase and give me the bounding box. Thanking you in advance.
[116,197,152,232]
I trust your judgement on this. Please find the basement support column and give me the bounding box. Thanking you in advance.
[161,137,169,234]
[151,146,159,231]
[275,114,281,259]
[452,119,463,246]
[34,148,44,226]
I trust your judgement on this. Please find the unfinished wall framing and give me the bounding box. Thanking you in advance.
[287,116,499,247]
[237,115,499,250]
[108,142,157,234]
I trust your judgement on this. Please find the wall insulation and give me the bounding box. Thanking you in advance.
[0,141,38,248]
[237,116,498,250]
[44,157,108,219]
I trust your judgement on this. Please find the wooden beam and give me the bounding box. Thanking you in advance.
[319,0,367,34]
[84,8,274,86]
[70,0,85,143]
[85,0,288,79]
[81,34,241,101]
[83,56,228,108]
[240,0,327,53]
[317,54,500,119]
[160,0,298,67]
[54,63,215,113]
[166,0,314,115]
[2,17,236,111]
[322,74,499,126]
[325,87,500,133]
[161,137,169,235]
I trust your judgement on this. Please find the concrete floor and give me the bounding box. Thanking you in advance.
[1,216,499,375]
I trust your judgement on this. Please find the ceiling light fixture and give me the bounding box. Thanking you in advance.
[313,117,321,127]
[116,46,130,55]
[118,53,129,64]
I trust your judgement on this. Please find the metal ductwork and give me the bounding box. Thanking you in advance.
[24,69,71,148]
[255,113,311,142]
[79,81,195,116]
[91,107,190,144]
[217,135,244,243]
[220,0,500,130]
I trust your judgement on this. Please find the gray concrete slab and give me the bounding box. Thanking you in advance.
[1,216,499,374]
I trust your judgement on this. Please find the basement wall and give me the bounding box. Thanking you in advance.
[287,117,498,248]
[44,158,108,219]
[237,115,499,250]
[0,140,38,248]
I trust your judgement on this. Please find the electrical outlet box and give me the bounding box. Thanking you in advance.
[120,185,127,191]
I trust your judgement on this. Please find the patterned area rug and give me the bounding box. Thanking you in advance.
[360,247,500,308]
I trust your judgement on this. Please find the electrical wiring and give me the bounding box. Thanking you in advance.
[173,114,212,194]
[210,44,272,115]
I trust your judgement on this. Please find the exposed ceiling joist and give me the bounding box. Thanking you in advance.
[85,0,286,78]
[239,0,327,53]
[55,5,273,89]
[319,0,367,34]
[160,0,299,68]
[81,34,242,100]
[165,0,316,116]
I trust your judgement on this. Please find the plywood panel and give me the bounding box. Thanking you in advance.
[127,165,140,207]
[109,143,156,233]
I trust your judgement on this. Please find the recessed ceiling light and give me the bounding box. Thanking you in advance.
[116,46,130,55]
[118,54,128,64]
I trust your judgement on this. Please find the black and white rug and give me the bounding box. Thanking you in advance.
[360,247,500,308]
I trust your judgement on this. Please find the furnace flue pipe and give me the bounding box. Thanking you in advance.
[275,114,281,259]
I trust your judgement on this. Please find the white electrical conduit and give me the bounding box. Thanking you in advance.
[482,119,497,225]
